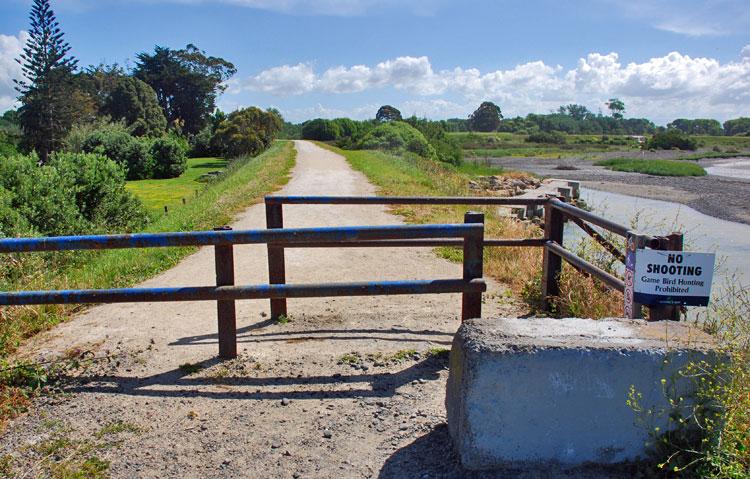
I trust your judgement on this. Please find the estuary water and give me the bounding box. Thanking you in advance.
[564,188,750,288]
[704,158,750,180]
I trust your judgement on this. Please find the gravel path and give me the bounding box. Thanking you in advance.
[479,155,750,225]
[0,141,528,478]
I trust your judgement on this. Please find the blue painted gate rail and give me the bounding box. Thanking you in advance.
[0,222,486,359]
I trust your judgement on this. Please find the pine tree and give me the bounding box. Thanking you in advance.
[15,0,78,163]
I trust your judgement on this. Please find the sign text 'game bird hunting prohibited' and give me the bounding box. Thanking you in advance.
[625,247,716,308]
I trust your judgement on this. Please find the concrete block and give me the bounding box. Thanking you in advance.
[446,317,718,470]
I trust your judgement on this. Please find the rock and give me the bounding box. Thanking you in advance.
[271,441,282,449]
[322,430,333,439]
[281,398,291,406]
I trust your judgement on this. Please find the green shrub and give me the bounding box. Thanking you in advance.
[150,136,188,179]
[190,125,222,157]
[404,118,462,165]
[647,130,698,150]
[50,152,149,230]
[79,125,154,180]
[301,119,341,141]
[0,186,31,237]
[526,131,566,144]
[0,131,19,157]
[0,154,89,235]
[0,153,147,237]
[358,121,437,159]
[210,107,282,158]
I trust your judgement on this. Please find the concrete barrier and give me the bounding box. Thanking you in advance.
[446,317,718,470]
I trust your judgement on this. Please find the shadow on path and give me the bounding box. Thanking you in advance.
[66,356,446,401]
[169,323,453,347]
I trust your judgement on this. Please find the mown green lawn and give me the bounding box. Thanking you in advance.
[126,157,228,212]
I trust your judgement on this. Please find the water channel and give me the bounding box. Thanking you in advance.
[563,188,750,298]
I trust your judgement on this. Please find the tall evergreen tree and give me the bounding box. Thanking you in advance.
[15,0,78,162]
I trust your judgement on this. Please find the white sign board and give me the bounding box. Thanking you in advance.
[633,249,715,306]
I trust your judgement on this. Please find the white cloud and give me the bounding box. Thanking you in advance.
[230,47,750,122]
[228,62,316,96]
[0,31,26,112]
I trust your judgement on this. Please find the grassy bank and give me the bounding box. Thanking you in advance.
[595,158,707,176]
[316,143,621,317]
[126,157,228,213]
[0,141,295,359]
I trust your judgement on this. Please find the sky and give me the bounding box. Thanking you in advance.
[1,0,749,125]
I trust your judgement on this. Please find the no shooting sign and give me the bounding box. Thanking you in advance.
[631,249,716,306]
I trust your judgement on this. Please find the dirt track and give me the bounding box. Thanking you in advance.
[0,141,527,478]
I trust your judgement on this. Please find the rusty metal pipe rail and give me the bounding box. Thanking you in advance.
[276,238,546,248]
[0,222,486,359]
[0,279,486,306]
[549,197,630,238]
[544,241,625,292]
[0,223,482,253]
[265,195,549,206]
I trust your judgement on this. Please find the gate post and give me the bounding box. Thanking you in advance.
[214,226,237,359]
[649,233,684,321]
[542,199,565,310]
[462,211,484,321]
[265,201,287,321]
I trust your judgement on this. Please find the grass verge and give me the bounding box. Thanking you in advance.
[595,158,707,176]
[126,157,228,213]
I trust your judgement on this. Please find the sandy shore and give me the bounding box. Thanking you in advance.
[478,155,750,225]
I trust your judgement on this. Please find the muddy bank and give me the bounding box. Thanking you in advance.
[479,156,750,225]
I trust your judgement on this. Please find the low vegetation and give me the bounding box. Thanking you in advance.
[595,158,707,176]
[0,151,148,237]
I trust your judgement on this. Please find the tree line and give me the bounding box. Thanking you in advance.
[1,0,282,241]
[448,101,750,137]
[2,0,282,171]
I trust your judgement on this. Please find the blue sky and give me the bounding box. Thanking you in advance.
[1,0,749,124]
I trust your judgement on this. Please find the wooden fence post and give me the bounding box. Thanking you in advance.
[462,211,484,321]
[542,200,565,310]
[649,232,684,321]
[214,226,237,359]
[265,201,287,321]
